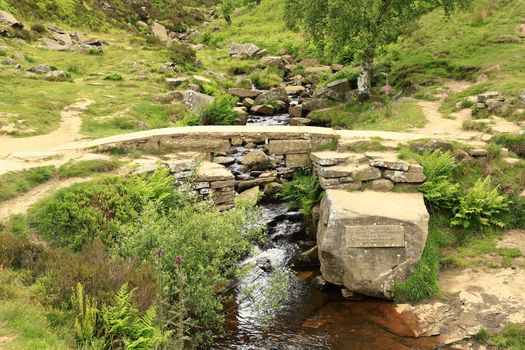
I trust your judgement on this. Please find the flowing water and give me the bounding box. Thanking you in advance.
[209,115,442,350]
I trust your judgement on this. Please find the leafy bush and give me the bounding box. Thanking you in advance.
[491,134,525,158]
[58,159,118,178]
[30,23,47,33]
[249,66,284,89]
[166,42,197,66]
[451,177,510,230]
[120,202,263,344]
[0,232,49,275]
[0,166,55,202]
[42,239,158,310]
[420,150,456,181]
[198,94,238,125]
[29,170,185,250]
[419,179,460,210]
[279,170,323,214]
[104,73,123,81]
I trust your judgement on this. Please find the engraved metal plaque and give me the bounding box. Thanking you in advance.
[346,224,405,248]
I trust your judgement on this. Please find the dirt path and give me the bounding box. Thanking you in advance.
[0,99,93,159]
[0,177,90,222]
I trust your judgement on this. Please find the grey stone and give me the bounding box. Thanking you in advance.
[478,91,501,103]
[45,70,67,81]
[383,166,426,183]
[326,79,351,94]
[240,149,270,168]
[289,117,311,126]
[286,153,311,168]
[28,64,52,74]
[289,105,303,118]
[152,21,169,41]
[228,88,260,99]
[370,179,394,192]
[238,177,277,192]
[184,90,214,113]
[251,104,274,115]
[317,190,429,299]
[302,98,331,112]
[0,10,22,28]
[254,87,290,105]
[230,43,267,59]
[214,156,235,166]
[468,148,488,157]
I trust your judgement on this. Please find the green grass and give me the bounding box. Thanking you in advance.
[0,166,55,202]
[309,98,427,131]
[58,159,119,178]
[491,134,525,158]
[478,324,525,349]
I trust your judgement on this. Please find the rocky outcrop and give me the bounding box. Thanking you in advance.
[230,43,267,59]
[184,90,214,113]
[253,87,290,105]
[151,21,169,41]
[0,10,23,29]
[317,190,429,299]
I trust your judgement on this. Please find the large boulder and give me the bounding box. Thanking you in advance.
[230,43,267,59]
[317,190,429,299]
[254,87,290,105]
[184,90,214,113]
[0,10,23,29]
[228,88,261,99]
[152,21,169,41]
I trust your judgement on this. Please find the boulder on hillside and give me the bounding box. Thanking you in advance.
[228,88,261,99]
[326,79,351,94]
[184,90,214,113]
[240,149,271,169]
[290,117,311,126]
[45,70,68,81]
[254,87,290,105]
[317,190,429,299]
[261,56,287,72]
[52,33,73,47]
[302,99,332,113]
[230,43,267,59]
[0,10,23,29]
[152,21,169,41]
[28,64,52,74]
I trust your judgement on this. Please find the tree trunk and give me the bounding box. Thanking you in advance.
[357,49,374,102]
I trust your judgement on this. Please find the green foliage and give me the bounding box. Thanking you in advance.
[420,150,456,181]
[73,282,98,345]
[249,66,284,89]
[30,23,47,33]
[491,134,525,158]
[166,42,197,67]
[279,170,323,215]
[58,159,118,178]
[0,166,55,202]
[284,0,472,61]
[29,169,185,250]
[197,94,238,125]
[104,73,123,81]
[486,324,525,349]
[0,231,49,276]
[119,202,263,344]
[462,120,491,133]
[394,219,440,302]
[101,284,170,350]
[451,177,510,229]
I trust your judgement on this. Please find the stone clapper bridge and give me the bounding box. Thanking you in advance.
[57,125,432,299]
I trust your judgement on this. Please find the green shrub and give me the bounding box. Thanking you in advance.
[451,177,510,230]
[487,324,525,349]
[100,284,171,350]
[0,166,55,202]
[0,232,48,276]
[30,23,47,33]
[279,170,323,214]
[166,42,197,66]
[104,73,123,81]
[120,202,263,344]
[420,150,456,181]
[419,179,460,210]
[491,134,525,158]
[249,66,284,89]
[58,159,118,178]
[42,239,158,310]
[29,170,185,250]
[198,94,238,125]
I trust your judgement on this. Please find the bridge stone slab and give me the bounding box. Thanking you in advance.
[317,190,429,299]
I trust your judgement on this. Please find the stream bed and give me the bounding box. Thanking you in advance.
[209,203,442,350]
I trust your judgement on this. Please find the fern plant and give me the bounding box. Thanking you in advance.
[420,150,457,181]
[279,170,323,214]
[451,177,510,229]
[102,284,171,350]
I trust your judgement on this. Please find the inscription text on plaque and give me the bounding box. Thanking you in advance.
[346,225,405,248]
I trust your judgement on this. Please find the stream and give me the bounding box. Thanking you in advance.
[206,115,443,349]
